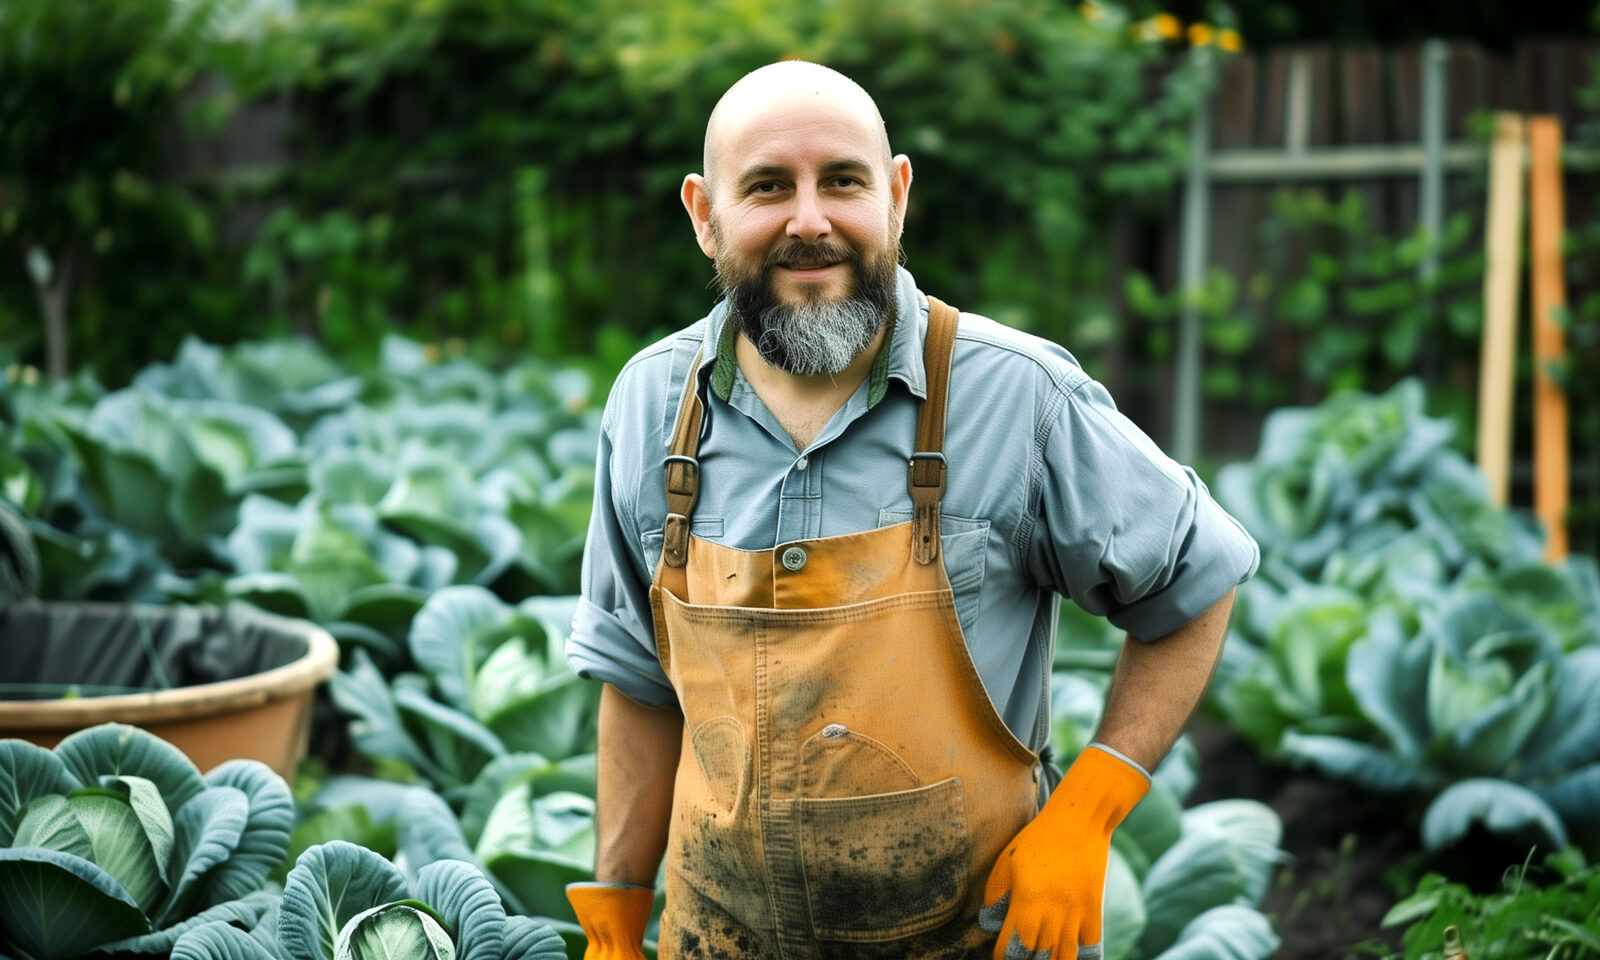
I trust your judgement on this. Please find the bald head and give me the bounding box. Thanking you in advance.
[702,61,894,191]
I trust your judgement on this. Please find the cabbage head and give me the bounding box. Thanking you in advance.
[171,841,567,960]
[0,723,292,959]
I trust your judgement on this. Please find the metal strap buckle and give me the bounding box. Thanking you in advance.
[908,451,946,489]
[664,455,700,497]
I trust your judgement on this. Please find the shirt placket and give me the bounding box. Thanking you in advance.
[773,449,821,545]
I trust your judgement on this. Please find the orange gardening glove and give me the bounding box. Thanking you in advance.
[979,744,1150,960]
[566,882,655,960]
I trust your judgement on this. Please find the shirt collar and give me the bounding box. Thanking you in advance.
[706,266,928,404]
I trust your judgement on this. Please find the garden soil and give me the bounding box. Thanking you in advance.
[1186,715,1410,959]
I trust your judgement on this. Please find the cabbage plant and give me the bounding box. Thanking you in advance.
[1213,379,1542,581]
[170,841,567,960]
[2,333,600,647]
[1210,378,1600,852]
[425,755,599,927]
[0,724,292,960]
[215,334,598,633]
[1220,561,1600,851]
[330,586,596,796]
[1277,590,1600,852]
[292,757,604,943]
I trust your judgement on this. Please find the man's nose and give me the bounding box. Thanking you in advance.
[786,186,831,242]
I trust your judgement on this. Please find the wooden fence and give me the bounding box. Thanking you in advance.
[1093,38,1600,555]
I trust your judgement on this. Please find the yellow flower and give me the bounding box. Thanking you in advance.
[1152,12,1181,39]
[1218,28,1243,52]
[1078,1,1105,22]
[1188,22,1216,47]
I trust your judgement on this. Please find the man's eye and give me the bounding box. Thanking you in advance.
[751,182,781,194]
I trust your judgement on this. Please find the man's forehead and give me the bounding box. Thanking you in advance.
[703,63,890,181]
[718,104,881,163]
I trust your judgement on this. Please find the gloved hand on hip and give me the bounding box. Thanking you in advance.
[567,882,655,960]
[979,744,1150,960]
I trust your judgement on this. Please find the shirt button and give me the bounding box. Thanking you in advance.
[796,456,809,470]
[781,546,808,572]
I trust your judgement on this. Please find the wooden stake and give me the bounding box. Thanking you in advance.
[1528,115,1570,561]
[1477,113,1524,507]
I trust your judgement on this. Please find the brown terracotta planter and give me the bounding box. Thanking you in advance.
[0,601,338,777]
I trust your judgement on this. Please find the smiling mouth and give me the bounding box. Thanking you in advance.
[781,262,839,271]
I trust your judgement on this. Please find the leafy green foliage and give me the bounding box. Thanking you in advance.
[1211,380,1600,852]
[0,724,291,959]
[1123,188,1487,409]
[0,335,598,662]
[1380,848,1600,959]
[5,0,1219,389]
[0,0,244,377]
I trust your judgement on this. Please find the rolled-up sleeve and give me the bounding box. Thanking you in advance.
[567,420,678,707]
[1027,377,1258,641]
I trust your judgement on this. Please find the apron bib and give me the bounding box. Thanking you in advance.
[648,299,1039,960]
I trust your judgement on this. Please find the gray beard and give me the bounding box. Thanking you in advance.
[745,298,886,377]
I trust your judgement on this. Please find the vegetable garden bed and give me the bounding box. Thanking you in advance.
[4,339,1598,959]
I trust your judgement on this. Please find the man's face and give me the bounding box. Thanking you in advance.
[688,94,912,375]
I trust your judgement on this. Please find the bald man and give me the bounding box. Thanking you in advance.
[565,62,1258,960]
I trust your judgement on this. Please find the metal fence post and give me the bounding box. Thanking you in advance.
[1419,39,1448,288]
[1173,52,1215,465]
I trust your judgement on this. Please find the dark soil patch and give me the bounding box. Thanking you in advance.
[1185,715,1419,959]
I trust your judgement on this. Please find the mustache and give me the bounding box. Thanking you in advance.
[760,239,858,272]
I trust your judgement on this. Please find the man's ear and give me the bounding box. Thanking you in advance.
[682,174,717,259]
[889,154,913,238]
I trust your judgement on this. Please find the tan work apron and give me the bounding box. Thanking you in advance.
[648,299,1040,960]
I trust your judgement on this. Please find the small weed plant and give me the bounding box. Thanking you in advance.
[1380,848,1600,959]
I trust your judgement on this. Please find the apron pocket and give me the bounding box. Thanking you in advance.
[799,725,920,798]
[691,715,748,816]
[796,777,970,942]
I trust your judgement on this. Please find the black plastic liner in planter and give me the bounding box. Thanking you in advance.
[0,601,317,700]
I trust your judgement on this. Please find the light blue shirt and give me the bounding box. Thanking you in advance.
[568,268,1258,751]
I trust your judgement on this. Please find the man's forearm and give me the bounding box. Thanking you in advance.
[595,682,683,885]
[1093,588,1235,772]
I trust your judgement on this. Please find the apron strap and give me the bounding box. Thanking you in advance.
[662,346,705,568]
[911,297,959,565]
